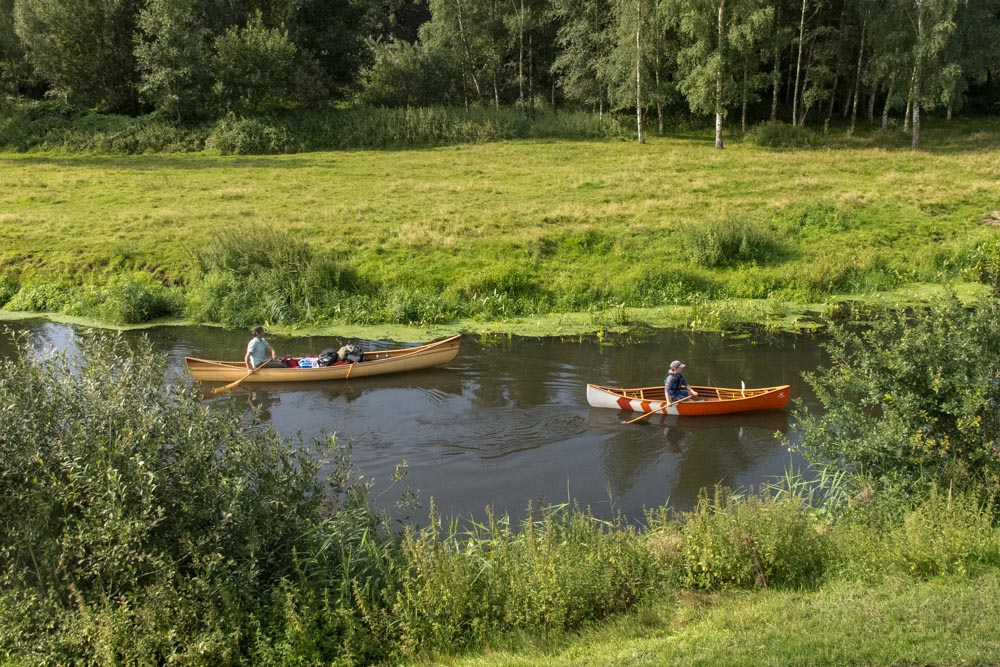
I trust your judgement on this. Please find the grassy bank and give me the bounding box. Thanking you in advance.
[1,118,999,335]
[431,574,1000,666]
[3,307,1000,665]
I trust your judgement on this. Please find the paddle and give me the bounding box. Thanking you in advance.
[625,394,695,424]
[211,360,268,395]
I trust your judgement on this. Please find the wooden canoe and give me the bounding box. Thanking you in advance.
[185,335,460,383]
[587,383,791,417]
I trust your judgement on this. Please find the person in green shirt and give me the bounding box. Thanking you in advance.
[245,326,279,372]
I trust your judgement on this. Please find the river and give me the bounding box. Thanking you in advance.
[0,320,826,523]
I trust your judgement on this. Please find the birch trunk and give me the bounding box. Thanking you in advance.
[771,46,781,121]
[715,0,726,149]
[792,0,807,126]
[636,0,644,144]
[849,13,867,133]
[881,76,895,129]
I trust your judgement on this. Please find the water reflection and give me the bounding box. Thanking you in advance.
[0,321,824,522]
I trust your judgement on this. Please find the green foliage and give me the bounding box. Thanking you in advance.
[745,121,821,148]
[0,101,205,152]
[0,332,346,662]
[888,486,1000,577]
[186,224,360,326]
[0,275,16,306]
[357,38,463,107]
[679,217,782,268]
[4,280,71,311]
[677,486,830,590]
[205,113,296,154]
[210,14,300,117]
[377,502,654,656]
[793,296,1000,495]
[13,0,140,113]
[93,272,180,323]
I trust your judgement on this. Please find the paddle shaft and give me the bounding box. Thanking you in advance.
[626,394,695,424]
[211,360,268,395]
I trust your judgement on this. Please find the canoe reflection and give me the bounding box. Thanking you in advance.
[201,367,463,403]
[588,408,790,501]
[639,409,789,434]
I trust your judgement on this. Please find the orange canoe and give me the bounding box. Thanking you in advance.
[587,383,790,417]
[185,335,460,383]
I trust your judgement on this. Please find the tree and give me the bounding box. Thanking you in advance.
[135,0,213,121]
[551,0,613,114]
[673,0,771,148]
[910,0,962,148]
[211,12,300,115]
[794,297,1000,496]
[14,0,142,112]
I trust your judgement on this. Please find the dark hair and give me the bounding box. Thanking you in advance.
[252,326,265,336]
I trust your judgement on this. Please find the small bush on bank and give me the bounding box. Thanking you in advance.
[186,224,360,326]
[679,218,783,269]
[745,121,820,148]
[4,281,72,311]
[94,273,182,324]
[205,114,297,155]
[677,486,829,591]
[0,276,16,307]
[889,486,1000,577]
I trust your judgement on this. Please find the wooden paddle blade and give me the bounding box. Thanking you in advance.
[211,361,265,394]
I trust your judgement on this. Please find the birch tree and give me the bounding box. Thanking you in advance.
[910,0,961,149]
[673,0,769,148]
[551,0,613,114]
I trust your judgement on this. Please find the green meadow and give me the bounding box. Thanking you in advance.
[2,119,999,335]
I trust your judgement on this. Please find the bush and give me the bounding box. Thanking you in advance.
[745,121,820,148]
[186,224,360,325]
[889,486,1000,577]
[95,273,181,324]
[679,486,829,591]
[4,281,72,312]
[680,218,783,269]
[0,276,17,307]
[794,295,1000,495]
[0,332,361,663]
[205,114,296,155]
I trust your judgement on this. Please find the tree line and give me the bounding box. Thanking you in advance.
[1,0,999,148]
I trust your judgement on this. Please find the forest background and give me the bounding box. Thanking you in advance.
[2,0,999,150]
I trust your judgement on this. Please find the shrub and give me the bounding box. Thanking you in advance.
[4,281,72,312]
[745,121,820,148]
[187,224,359,325]
[379,502,654,656]
[889,486,1000,577]
[0,332,360,663]
[794,295,1000,495]
[206,114,296,155]
[0,276,17,307]
[679,486,829,591]
[679,218,782,269]
[95,273,181,324]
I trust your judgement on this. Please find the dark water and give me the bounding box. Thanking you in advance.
[0,321,826,522]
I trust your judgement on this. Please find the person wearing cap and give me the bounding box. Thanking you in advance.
[245,326,279,372]
[665,360,698,403]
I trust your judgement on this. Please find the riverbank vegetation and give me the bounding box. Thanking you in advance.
[2,121,999,335]
[2,297,999,664]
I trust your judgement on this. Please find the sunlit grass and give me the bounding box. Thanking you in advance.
[1,119,998,331]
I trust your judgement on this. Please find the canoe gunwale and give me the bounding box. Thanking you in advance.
[185,335,460,383]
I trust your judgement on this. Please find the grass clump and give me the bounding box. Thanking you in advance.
[679,217,783,269]
[744,121,820,148]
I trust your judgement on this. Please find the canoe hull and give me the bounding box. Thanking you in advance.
[587,383,790,417]
[186,335,460,383]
